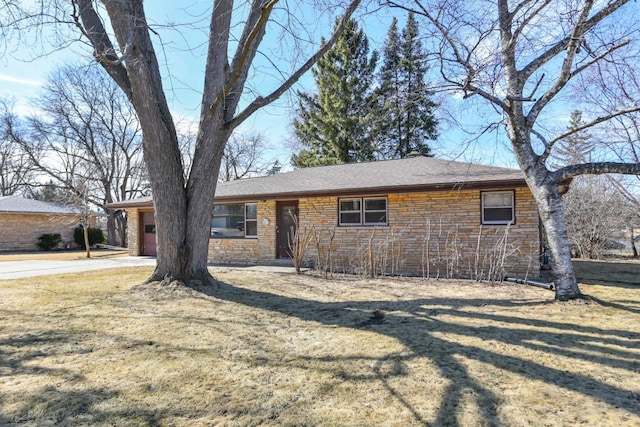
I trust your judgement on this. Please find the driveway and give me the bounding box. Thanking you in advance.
[0,256,157,280]
[0,257,298,280]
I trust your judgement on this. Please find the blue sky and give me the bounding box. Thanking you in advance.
[0,1,519,170]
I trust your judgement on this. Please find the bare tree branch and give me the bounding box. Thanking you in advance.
[554,161,640,182]
[72,0,133,99]
[230,0,362,129]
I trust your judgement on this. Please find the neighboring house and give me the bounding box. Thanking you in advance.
[0,195,90,251]
[108,156,543,278]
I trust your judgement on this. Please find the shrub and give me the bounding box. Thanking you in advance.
[37,233,62,251]
[74,226,105,248]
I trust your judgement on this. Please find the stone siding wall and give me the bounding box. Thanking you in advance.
[299,188,540,278]
[127,209,140,256]
[0,213,81,251]
[204,188,541,278]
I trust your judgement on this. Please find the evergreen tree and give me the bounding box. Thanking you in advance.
[550,110,594,169]
[31,180,78,205]
[375,13,437,159]
[292,19,378,168]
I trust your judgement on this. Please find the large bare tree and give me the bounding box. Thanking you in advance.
[1,1,362,285]
[17,63,148,246]
[386,0,640,300]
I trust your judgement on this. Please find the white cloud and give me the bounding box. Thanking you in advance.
[0,73,42,87]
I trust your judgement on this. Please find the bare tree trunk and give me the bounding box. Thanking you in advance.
[529,182,582,300]
[510,123,583,300]
[115,211,127,247]
[106,210,117,246]
[83,223,91,258]
[142,128,195,284]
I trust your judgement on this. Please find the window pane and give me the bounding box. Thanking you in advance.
[341,212,361,224]
[245,203,257,220]
[484,207,514,222]
[213,204,243,216]
[211,204,245,237]
[245,220,257,237]
[484,192,513,207]
[365,198,386,210]
[340,199,360,212]
[364,211,387,224]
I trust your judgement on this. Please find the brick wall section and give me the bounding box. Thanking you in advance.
[299,188,540,278]
[127,209,140,256]
[0,213,81,251]
[128,187,541,278]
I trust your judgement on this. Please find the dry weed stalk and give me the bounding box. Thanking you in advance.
[287,214,315,274]
[314,227,336,278]
[415,218,527,282]
[421,218,431,279]
[474,225,483,280]
[368,228,377,278]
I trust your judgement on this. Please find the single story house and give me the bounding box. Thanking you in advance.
[109,156,544,278]
[0,195,92,251]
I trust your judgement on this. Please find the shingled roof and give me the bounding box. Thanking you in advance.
[0,195,83,214]
[107,157,526,208]
[214,156,525,201]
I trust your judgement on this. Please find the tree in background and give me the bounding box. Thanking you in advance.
[0,99,35,196]
[581,53,640,258]
[31,180,78,204]
[549,110,594,169]
[552,111,631,259]
[220,133,273,181]
[292,18,378,167]
[563,177,629,259]
[11,64,148,247]
[374,13,437,159]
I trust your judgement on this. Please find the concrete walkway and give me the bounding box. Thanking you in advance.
[0,257,298,280]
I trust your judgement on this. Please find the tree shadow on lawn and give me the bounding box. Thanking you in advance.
[208,280,640,426]
[0,328,180,426]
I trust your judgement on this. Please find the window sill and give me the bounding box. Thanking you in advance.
[210,236,258,240]
[338,224,389,228]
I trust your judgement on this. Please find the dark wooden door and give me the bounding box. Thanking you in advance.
[141,212,157,256]
[276,201,298,259]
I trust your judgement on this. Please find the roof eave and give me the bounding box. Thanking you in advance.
[104,200,154,210]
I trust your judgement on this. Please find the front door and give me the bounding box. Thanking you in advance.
[276,201,298,259]
[141,212,157,256]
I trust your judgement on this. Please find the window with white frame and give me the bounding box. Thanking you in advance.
[481,191,515,225]
[211,203,258,238]
[339,197,387,226]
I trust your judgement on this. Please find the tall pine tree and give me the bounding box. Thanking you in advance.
[292,19,378,168]
[550,110,595,169]
[375,13,437,159]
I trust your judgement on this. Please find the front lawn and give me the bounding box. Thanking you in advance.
[0,264,638,426]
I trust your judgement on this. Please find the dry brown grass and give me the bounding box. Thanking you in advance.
[0,262,638,426]
[0,248,128,262]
